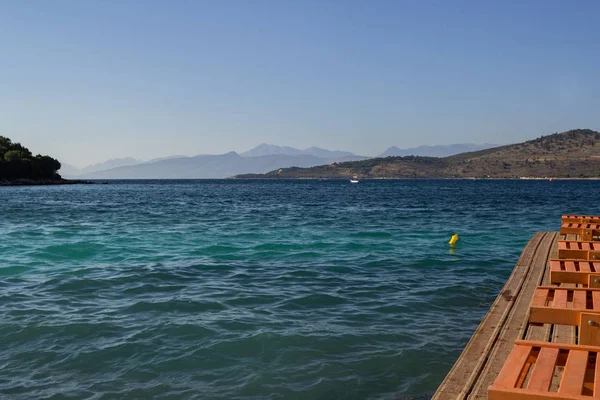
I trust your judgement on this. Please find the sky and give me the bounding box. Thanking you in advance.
[1,0,599,167]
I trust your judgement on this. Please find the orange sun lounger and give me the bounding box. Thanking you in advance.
[550,260,600,287]
[558,241,600,260]
[563,215,600,224]
[560,223,600,241]
[529,287,600,346]
[489,340,600,399]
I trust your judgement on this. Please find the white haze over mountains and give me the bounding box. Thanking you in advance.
[61,143,500,179]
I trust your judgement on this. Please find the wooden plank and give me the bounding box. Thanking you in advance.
[527,347,559,392]
[527,235,554,344]
[493,344,531,388]
[551,282,576,345]
[573,290,587,310]
[529,306,581,326]
[594,292,600,308]
[580,262,592,273]
[559,249,589,260]
[518,232,546,267]
[535,286,600,292]
[489,387,588,400]
[431,232,547,400]
[552,270,591,285]
[432,232,549,400]
[551,237,578,349]
[515,340,600,352]
[531,288,549,307]
[468,232,557,399]
[553,289,568,309]
[558,350,588,395]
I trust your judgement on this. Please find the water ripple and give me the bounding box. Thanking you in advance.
[1,179,599,399]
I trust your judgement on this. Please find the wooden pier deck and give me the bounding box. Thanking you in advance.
[432,231,576,399]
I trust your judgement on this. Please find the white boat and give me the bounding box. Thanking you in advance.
[350,176,360,183]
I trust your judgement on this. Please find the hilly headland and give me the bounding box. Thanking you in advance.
[235,129,600,179]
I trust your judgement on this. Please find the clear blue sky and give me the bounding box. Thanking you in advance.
[1,0,599,167]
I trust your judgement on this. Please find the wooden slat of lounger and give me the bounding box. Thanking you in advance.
[552,282,577,345]
[593,292,600,309]
[593,262,600,272]
[489,387,588,399]
[573,290,587,310]
[558,241,600,250]
[493,344,532,388]
[580,262,592,273]
[537,286,600,292]
[565,261,577,272]
[550,260,562,271]
[553,289,568,309]
[527,347,559,392]
[516,340,600,352]
[532,288,549,307]
[551,270,590,286]
[559,350,588,395]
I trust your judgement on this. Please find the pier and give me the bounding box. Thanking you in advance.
[433,229,587,399]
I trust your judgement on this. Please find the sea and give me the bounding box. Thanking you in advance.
[1,179,598,400]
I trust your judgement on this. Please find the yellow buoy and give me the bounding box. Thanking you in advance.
[448,233,459,246]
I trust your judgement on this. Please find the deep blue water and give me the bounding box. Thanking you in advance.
[1,179,599,399]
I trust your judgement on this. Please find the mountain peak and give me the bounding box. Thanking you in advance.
[241,144,356,158]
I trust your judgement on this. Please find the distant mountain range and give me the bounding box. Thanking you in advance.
[60,157,141,176]
[378,143,499,158]
[236,129,600,179]
[60,142,500,179]
[241,143,355,158]
[61,144,370,179]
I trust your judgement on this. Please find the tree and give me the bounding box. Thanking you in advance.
[0,136,62,180]
[4,150,22,162]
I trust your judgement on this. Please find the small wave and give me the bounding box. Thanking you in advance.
[350,231,394,238]
[280,294,347,309]
[124,300,226,313]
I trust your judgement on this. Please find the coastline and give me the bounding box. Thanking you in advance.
[231,176,600,180]
[0,178,94,186]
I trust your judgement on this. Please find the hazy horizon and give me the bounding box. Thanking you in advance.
[61,141,506,169]
[2,1,599,167]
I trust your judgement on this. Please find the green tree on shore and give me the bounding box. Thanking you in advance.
[0,136,62,180]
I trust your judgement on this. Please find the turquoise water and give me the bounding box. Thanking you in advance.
[1,179,599,399]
